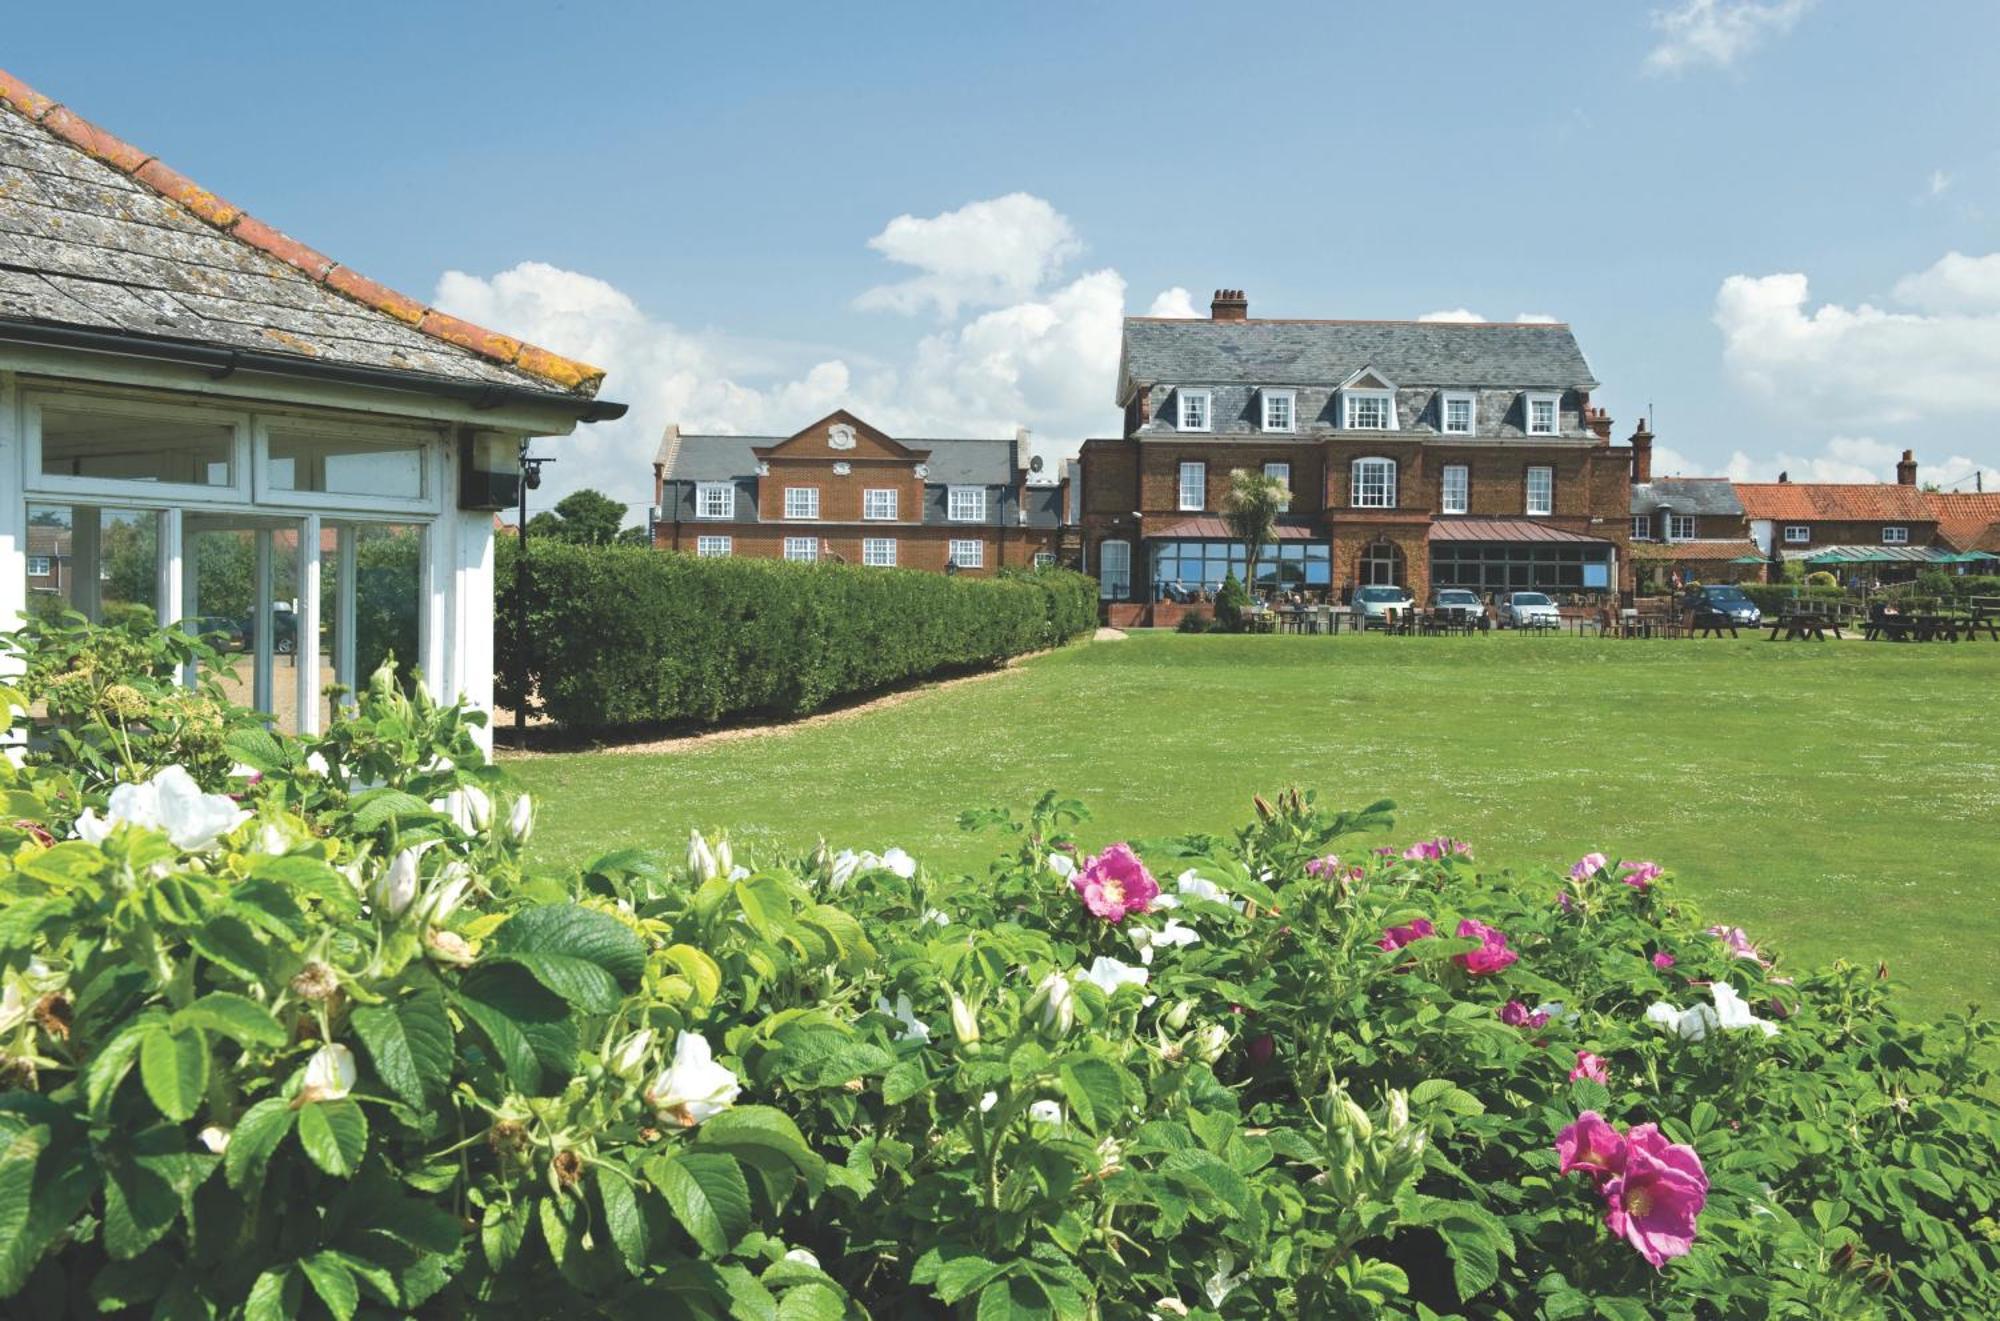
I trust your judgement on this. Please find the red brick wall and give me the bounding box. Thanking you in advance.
[1768,519,1938,547]
[653,521,1055,576]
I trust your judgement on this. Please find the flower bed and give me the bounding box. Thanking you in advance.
[1,622,1996,1317]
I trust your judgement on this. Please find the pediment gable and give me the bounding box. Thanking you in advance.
[1339,366,1397,392]
[755,410,927,463]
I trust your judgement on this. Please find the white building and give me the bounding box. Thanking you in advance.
[0,69,622,749]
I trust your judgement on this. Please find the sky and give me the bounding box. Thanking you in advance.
[11,0,2000,518]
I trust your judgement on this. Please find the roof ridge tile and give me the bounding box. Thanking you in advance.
[0,66,604,396]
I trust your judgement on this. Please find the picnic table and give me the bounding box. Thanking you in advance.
[1690,610,1739,639]
[1766,611,1842,641]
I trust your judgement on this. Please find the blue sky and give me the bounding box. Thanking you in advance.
[12,1,2000,511]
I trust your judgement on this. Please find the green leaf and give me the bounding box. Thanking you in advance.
[244,1267,302,1321]
[494,950,624,1013]
[188,914,269,982]
[776,1281,846,1321]
[493,903,645,984]
[933,1254,1008,1304]
[482,1201,527,1272]
[347,788,436,830]
[651,1151,752,1257]
[223,727,286,773]
[598,1163,650,1275]
[85,1016,156,1117]
[296,1100,367,1178]
[1058,1057,1127,1132]
[102,1150,181,1260]
[976,1276,1047,1321]
[299,1252,359,1321]
[662,944,722,1005]
[139,1026,209,1122]
[224,1097,296,1191]
[351,991,453,1109]
[881,1058,929,1106]
[455,964,579,1094]
[173,992,287,1048]
[0,1112,95,1295]
[692,1105,823,1174]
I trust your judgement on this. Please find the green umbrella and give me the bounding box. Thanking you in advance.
[1729,554,1768,565]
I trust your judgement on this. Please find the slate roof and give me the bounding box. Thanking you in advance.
[1631,478,1743,517]
[1427,519,1611,545]
[661,434,1023,487]
[0,68,604,398]
[1733,483,1934,522]
[1118,317,1597,402]
[1922,491,2000,551]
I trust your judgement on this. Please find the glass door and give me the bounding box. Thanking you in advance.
[182,515,306,729]
[318,521,424,728]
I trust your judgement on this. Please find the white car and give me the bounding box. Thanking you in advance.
[1353,585,1415,629]
[1502,591,1562,629]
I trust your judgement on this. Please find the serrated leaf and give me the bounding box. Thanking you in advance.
[776,1281,846,1321]
[455,964,579,1094]
[351,990,453,1108]
[188,914,269,981]
[85,1017,156,1117]
[1058,1057,1127,1133]
[976,1276,1046,1321]
[493,903,645,984]
[244,1266,301,1321]
[881,1058,929,1106]
[296,1099,367,1178]
[347,788,435,831]
[598,1163,649,1275]
[651,1151,752,1257]
[663,944,723,1005]
[224,727,286,773]
[139,1026,208,1121]
[224,1097,295,1191]
[494,951,623,1012]
[482,1201,527,1272]
[173,992,287,1048]
[102,1149,180,1260]
[299,1252,359,1321]
[933,1254,1008,1304]
[693,1105,823,1174]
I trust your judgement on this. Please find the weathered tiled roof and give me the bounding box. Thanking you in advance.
[1631,478,1743,517]
[1118,317,1598,401]
[0,68,604,397]
[1922,491,2000,551]
[1733,483,1934,522]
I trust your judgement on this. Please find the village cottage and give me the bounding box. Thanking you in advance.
[0,70,622,748]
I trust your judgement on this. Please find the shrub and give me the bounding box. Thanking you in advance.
[1213,572,1249,632]
[496,540,1096,731]
[1175,610,1216,634]
[1804,570,1839,590]
[1738,583,1847,613]
[3,623,1996,1317]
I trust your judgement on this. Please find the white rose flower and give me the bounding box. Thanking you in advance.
[303,751,332,778]
[74,765,251,852]
[1028,971,1075,1035]
[827,850,862,891]
[444,786,492,835]
[687,829,719,882]
[978,1090,999,1113]
[713,836,734,877]
[1129,918,1201,966]
[875,993,931,1045]
[424,928,478,966]
[301,1043,357,1102]
[644,1031,741,1127]
[1047,852,1077,881]
[198,1125,231,1154]
[1710,982,1781,1038]
[879,847,917,879]
[506,793,535,845]
[1028,1099,1064,1126]
[608,1028,654,1080]
[948,993,980,1046]
[417,863,474,927]
[373,848,421,919]
[1077,956,1150,997]
[783,1248,821,1269]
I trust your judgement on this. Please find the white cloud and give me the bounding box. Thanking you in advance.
[1418,308,1484,323]
[1514,313,1560,325]
[1146,286,1201,318]
[855,192,1083,318]
[1713,265,2000,422]
[1718,436,2000,489]
[1926,169,1953,201]
[1644,0,1814,75]
[1890,251,2000,315]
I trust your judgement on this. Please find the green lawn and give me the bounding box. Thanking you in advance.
[507,632,2000,1016]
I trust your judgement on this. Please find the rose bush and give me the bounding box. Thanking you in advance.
[0,621,1996,1318]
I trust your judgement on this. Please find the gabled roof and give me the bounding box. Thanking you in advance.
[1732,483,1934,522]
[1631,478,1743,517]
[1921,491,2000,551]
[1118,317,1597,403]
[0,68,607,399]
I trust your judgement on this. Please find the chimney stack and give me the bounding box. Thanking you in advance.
[1895,449,1918,486]
[1210,288,1248,321]
[1585,405,1613,443]
[1014,426,1032,476]
[1778,471,1789,483]
[1629,419,1653,485]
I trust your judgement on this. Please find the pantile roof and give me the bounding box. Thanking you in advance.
[1118,317,1597,402]
[1921,491,2000,551]
[1631,478,1743,517]
[1732,482,1934,522]
[1427,518,1612,545]
[0,68,605,398]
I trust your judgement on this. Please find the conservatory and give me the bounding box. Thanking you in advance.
[0,69,621,747]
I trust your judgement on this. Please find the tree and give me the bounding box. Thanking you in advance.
[530,488,632,546]
[1222,469,1292,596]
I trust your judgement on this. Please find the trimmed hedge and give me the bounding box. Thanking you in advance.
[496,540,1095,731]
[1737,583,1848,612]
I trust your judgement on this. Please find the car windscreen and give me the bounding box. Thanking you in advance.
[1705,588,1750,603]
[1514,593,1553,606]
[1358,587,1406,602]
[1438,591,1478,603]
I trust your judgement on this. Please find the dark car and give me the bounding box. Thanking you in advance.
[188,616,245,651]
[1683,583,1762,627]
[239,607,300,655]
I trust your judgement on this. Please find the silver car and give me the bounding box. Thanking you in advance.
[1502,591,1562,629]
[1353,584,1415,629]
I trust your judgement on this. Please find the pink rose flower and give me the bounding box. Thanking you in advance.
[1652,951,1676,970]
[1377,917,1435,952]
[1499,1000,1532,1027]
[1602,1124,1708,1270]
[1568,852,1609,881]
[1453,918,1519,976]
[1619,861,1663,889]
[1304,854,1342,879]
[1555,890,1574,913]
[1072,844,1160,923]
[1570,1051,1611,1085]
[1555,1110,1625,1179]
[1402,837,1471,862]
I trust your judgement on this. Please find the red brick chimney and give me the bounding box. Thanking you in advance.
[1895,449,1918,485]
[1210,289,1248,321]
[1629,419,1653,484]
[1585,405,1613,443]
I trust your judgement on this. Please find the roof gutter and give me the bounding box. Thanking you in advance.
[0,319,629,423]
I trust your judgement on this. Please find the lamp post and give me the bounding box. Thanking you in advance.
[513,439,554,742]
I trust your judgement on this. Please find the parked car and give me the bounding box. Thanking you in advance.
[239,607,299,655]
[1502,591,1562,629]
[188,616,245,651]
[1682,583,1763,627]
[1431,588,1485,625]
[1352,584,1415,629]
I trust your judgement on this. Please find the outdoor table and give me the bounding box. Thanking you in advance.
[1691,612,1738,638]
[1767,612,1839,641]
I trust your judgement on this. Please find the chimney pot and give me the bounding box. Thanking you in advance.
[1895,449,1918,486]
[1210,288,1249,321]
[1628,418,1653,484]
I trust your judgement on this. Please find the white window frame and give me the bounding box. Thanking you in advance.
[1178,461,1206,511]
[695,482,735,520]
[947,486,986,522]
[782,536,819,562]
[1666,514,1696,542]
[1882,525,1909,544]
[26,555,51,576]
[1098,539,1130,600]
[1440,463,1469,515]
[25,391,255,507]
[695,535,732,558]
[783,486,820,520]
[1033,551,1056,569]
[1783,525,1811,544]
[1261,389,1296,433]
[1525,465,1554,516]
[1350,457,1397,509]
[862,537,897,566]
[1440,391,1477,435]
[862,488,898,521]
[949,538,984,569]
[1631,514,1652,540]
[1177,389,1212,432]
[1524,392,1560,436]
[1262,461,1291,492]
[253,415,439,515]
[1342,389,1396,431]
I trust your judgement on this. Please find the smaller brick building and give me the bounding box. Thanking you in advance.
[1628,466,1760,588]
[651,410,1062,574]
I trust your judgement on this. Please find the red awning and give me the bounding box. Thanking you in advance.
[1427,519,1611,545]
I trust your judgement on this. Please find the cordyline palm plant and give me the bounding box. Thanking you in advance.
[1223,468,1292,597]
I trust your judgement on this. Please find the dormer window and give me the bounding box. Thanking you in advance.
[1440,391,1476,435]
[1338,368,1398,431]
[1261,389,1295,433]
[1525,392,1560,436]
[1177,389,1211,432]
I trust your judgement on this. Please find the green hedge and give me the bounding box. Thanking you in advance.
[1737,583,1848,612]
[495,540,1095,731]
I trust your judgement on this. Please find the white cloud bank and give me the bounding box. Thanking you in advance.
[1644,0,1814,75]
[1416,309,1561,324]
[435,197,1190,519]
